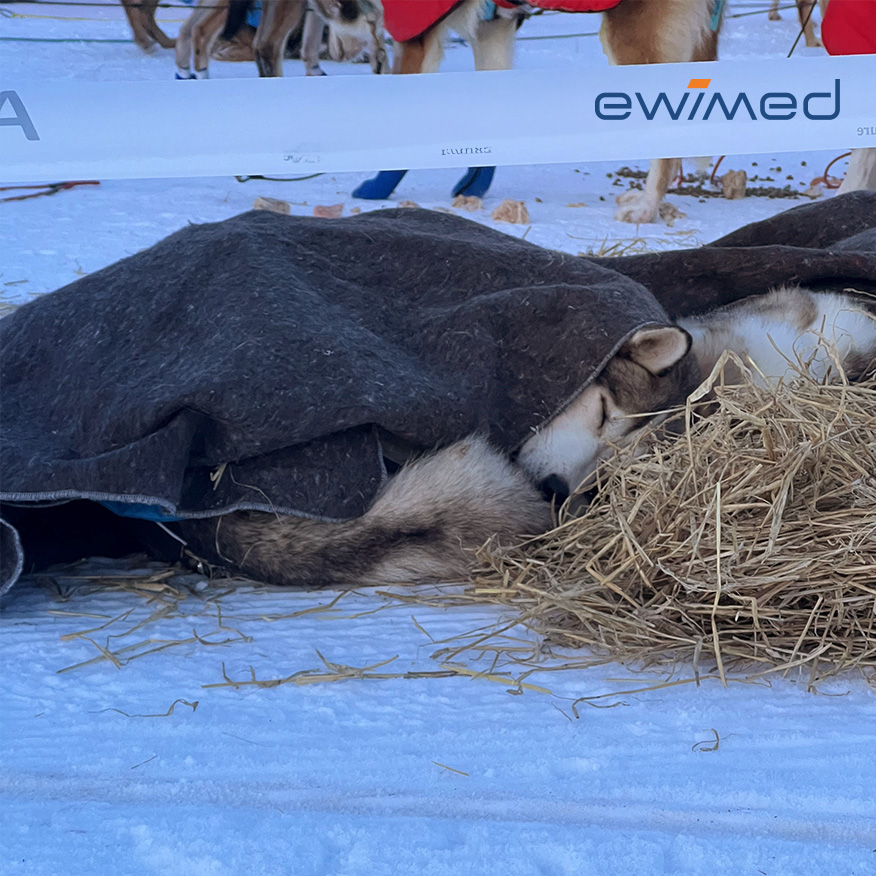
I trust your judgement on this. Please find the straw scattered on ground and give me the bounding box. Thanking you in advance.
[469,355,876,688]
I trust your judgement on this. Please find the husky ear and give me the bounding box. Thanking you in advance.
[623,326,691,376]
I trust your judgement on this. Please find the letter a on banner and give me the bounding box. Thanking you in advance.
[0,91,40,141]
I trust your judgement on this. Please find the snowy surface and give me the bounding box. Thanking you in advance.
[2,4,875,875]
[3,567,876,876]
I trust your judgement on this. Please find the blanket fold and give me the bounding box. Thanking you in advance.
[591,192,876,317]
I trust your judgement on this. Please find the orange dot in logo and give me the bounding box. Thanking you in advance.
[687,78,712,89]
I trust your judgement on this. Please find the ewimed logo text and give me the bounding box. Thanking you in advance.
[595,78,841,122]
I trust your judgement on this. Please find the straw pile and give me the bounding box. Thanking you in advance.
[474,356,876,685]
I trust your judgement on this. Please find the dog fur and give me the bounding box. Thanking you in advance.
[179,435,550,587]
[177,288,876,590]
[680,286,876,386]
[599,0,720,224]
[838,150,876,195]
[390,0,520,74]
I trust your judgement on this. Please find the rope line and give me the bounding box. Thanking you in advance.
[815,151,852,189]
[235,173,325,182]
[0,33,136,38]
[0,180,101,203]
[516,30,598,41]
[2,1,807,8]
[3,12,188,18]
[6,1,202,7]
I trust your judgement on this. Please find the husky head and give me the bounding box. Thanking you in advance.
[517,325,697,501]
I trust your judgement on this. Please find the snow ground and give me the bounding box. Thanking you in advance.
[1,3,874,875]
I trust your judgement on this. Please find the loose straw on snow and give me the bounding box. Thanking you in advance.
[472,353,876,687]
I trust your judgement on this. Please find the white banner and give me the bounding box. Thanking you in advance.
[1,55,873,182]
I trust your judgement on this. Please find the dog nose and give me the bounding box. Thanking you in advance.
[539,474,570,504]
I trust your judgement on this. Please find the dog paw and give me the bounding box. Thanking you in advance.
[614,192,686,226]
[136,39,159,56]
[614,191,660,224]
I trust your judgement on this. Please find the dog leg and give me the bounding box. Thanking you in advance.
[471,14,518,72]
[692,155,713,179]
[141,0,176,49]
[796,0,822,47]
[451,167,496,198]
[121,0,158,53]
[352,170,409,199]
[602,0,718,224]
[353,31,435,199]
[175,3,199,77]
[450,15,519,198]
[391,36,423,74]
[254,0,307,77]
[191,0,230,79]
[393,25,446,76]
[838,149,876,194]
[357,2,484,200]
[302,7,327,76]
[366,13,388,74]
[615,159,683,225]
[768,0,781,20]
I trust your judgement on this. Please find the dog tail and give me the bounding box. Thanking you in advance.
[221,0,251,42]
[181,437,550,588]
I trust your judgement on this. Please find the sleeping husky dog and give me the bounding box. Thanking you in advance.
[178,325,697,587]
[178,287,875,588]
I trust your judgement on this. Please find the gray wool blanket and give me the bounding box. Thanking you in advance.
[2,193,875,594]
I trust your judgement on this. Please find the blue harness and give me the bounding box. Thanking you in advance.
[247,1,263,29]
[711,0,726,32]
